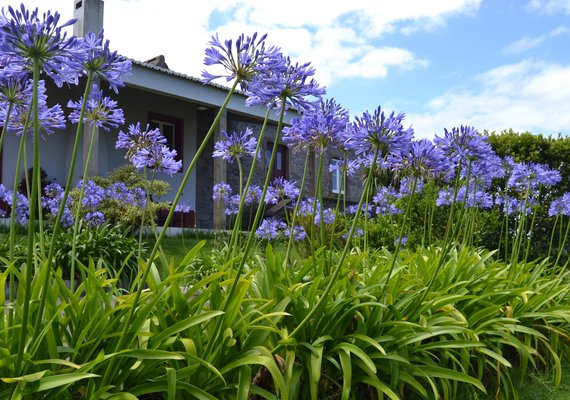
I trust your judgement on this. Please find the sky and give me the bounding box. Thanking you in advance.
[6,0,570,138]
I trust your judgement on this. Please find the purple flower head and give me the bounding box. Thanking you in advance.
[255,218,286,240]
[389,139,448,179]
[433,126,494,171]
[213,127,258,163]
[116,122,181,174]
[213,182,233,202]
[507,162,561,192]
[437,184,493,209]
[266,177,300,204]
[246,56,325,114]
[175,202,192,213]
[131,143,182,175]
[201,32,283,91]
[0,73,28,106]
[0,183,29,225]
[68,84,125,131]
[346,106,414,159]
[244,184,263,205]
[3,79,66,137]
[225,194,240,216]
[85,210,105,227]
[283,98,349,153]
[285,225,307,241]
[78,31,131,92]
[373,186,402,216]
[0,4,83,87]
[106,182,146,208]
[394,236,407,247]
[399,177,425,197]
[549,193,570,217]
[78,180,105,209]
[314,208,335,225]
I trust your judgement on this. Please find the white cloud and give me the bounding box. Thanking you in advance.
[14,0,475,87]
[409,60,570,138]
[504,25,569,54]
[527,0,570,14]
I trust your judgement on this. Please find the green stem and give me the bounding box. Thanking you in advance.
[15,59,41,375]
[548,215,559,260]
[284,151,310,266]
[204,101,287,362]
[102,79,240,387]
[385,176,418,286]
[32,72,94,344]
[288,148,380,340]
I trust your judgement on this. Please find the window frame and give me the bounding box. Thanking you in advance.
[331,157,345,195]
[148,112,184,172]
[266,141,287,179]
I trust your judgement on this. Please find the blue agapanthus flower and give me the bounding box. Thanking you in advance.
[346,106,414,160]
[68,84,125,131]
[79,31,131,92]
[266,177,300,205]
[245,56,325,114]
[0,4,83,87]
[201,32,283,91]
[255,218,287,240]
[549,192,570,217]
[212,127,258,163]
[282,98,349,153]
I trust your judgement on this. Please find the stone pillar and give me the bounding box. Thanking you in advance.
[213,109,227,229]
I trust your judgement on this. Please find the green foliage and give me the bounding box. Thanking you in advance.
[46,223,141,280]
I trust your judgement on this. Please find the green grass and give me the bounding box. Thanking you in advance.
[518,362,570,400]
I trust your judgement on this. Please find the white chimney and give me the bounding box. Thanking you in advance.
[73,0,104,37]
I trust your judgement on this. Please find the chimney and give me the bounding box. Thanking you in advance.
[73,0,104,37]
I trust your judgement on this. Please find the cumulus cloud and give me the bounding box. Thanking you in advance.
[19,0,477,87]
[409,60,570,138]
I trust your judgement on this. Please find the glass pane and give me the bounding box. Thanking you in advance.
[276,152,282,170]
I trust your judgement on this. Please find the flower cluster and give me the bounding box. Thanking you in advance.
[213,127,258,163]
[116,123,181,175]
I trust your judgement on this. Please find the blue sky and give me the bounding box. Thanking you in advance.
[14,0,570,138]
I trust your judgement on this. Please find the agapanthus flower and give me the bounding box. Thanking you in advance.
[116,122,181,175]
[78,180,105,209]
[131,143,181,175]
[225,194,240,216]
[495,195,535,215]
[346,106,414,161]
[212,127,258,163]
[106,182,146,208]
[85,210,105,227]
[255,218,287,240]
[507,162,561,192]
[398,176,425,197]
[0,5,83,87]
[394,236,408,246]
[3,79,66,136]
[245,56,325,114]
[284,225,307,241]
[282,98,349,153]
[244,184,263,205]
[433,126,494,170]
[437,185,493,209]
[343,227,364,240]
[0,183,28,224]
[548,193,570,217]
[266,177,300,205]
[213,182,233,202]
[345,204,373,218]
[78,31,131,92]
[314,208,335,225]
[389,139,447,179]
[67,84,124,131]
[201,32,283,91]
[373,186,402,216]
[42,182,73,227]
[175,202,192,213]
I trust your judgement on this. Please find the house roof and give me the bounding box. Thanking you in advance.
[127,58,292,123]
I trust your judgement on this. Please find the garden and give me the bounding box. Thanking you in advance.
[1,3,570,399]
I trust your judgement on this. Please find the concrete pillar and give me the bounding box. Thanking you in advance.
[213,109,227,229]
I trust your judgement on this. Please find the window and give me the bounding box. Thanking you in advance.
[266,141,287,179]
[148,112,183,171]
[331,158,344,194]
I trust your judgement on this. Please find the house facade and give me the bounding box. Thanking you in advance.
[0,0,363,229]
